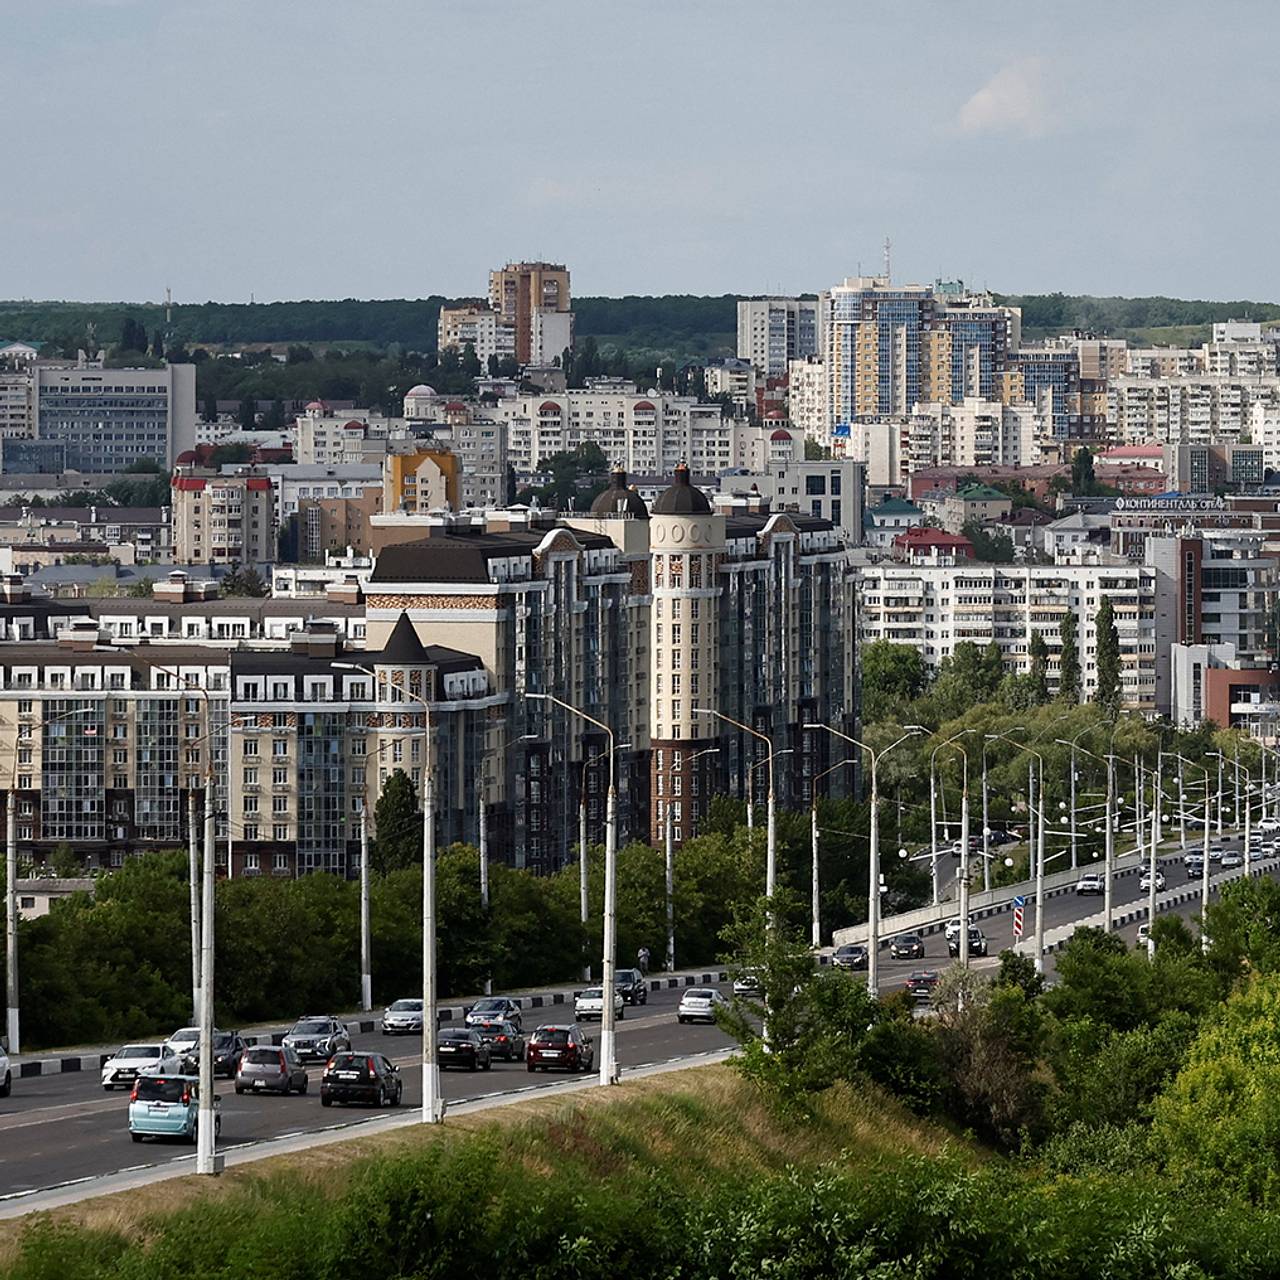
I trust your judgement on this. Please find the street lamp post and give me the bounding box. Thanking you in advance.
[336,659,442,1122]
[805,722,925,996]
[929,730,975,906]
[578,743,625,983]
[810,757,854,950]
[1173,753,1212,951]
[530,692,619,1086]
[478,794,490,995]
[667,745,718,970]
[992,733,1046,970]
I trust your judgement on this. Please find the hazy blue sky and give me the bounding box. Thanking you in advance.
[2,0,1275,303]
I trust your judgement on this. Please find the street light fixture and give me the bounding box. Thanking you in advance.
[988,733,1048,971]
[810,756,854,949]
[581,741,631,983]
[665,745,718,970]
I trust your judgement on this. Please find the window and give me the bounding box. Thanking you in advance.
[272,767,288,786]
[243,768,258,786]
[273,739,288,757]
[273,825,288,843]
[272,796,288,814]
[113,748,127,766]
[243,738,259,757]
[243,796,258,814]
[244,827,259,844]
[805,474,826,495]
[244,850,260,869]
[273,850,288,869]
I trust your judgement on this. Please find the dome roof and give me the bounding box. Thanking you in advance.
[589,466,649,520]
[404,384,436,398]
[305,400,327,411]
[769,428,792,441]
[651,461,711,516]
[539,400,562,413]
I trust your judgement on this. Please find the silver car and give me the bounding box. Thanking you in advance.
[381,998,425,1035]
[282,1016,351,1062]
[235,1045,309,1095]
[574,987,624,1022]
[677,988,727,1024]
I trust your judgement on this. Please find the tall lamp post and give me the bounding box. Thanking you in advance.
[989,733,1046,971]
[580,742,630,983]
[929,730,975,907]
[1171,753,1212,950]
[804,722,926,996]
[529,691,619,1086]
[665,745,718,971]
[810,757,854,949]
[336,660,442,1123]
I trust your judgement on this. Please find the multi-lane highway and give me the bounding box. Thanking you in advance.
[0,840,1267,1210]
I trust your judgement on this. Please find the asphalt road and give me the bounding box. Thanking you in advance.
[0,984,732,1200]
[0,838,1265,1205]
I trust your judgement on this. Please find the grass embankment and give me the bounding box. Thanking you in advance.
[6,1063,1280,1278]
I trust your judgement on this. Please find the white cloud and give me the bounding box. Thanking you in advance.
[957,57,1051,138]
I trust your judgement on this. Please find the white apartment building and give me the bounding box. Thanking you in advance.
[295,404,410,465]
[857,561,1158,710]
[787,356,829,444]
[497,384,735,477]
[737,298,820,376]
[733,421,804,471]
[436,303,516,368]
[0,372,33,441]
[234,464,382,520]
[703,358,756,409]
[906,398,1044,473]
[172,467,276,566]
[848,418,910,486]
[1107,375,1280,445]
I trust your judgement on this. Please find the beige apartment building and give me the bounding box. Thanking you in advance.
[171,466,275,566]
[489,261,572,365]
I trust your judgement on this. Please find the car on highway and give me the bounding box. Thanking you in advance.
[1184,852,1205,874]
[101,1043,182,1091]
[889,933,925,960]
[127,1074,219,1144]
[436,1028,491,1072]
[0,1043,9,1098]
[832,944,868,970]
[574,986,625,1021]
[380,998,425,1035]
[905,971,940,1003]
[282,1016,351,1063]
[527,1024,594,1073]
[235,1046,309,1095]
[677,987,727,1024]
[1251,844,1272,862]
[732,969,762,994]
[1139,869,1166,892]
[614,968,649,1005]
[473,1019,526,1061]
[1222,849,1245,869]
[162,1026,202,1062]
[944,917,971,943]
[947,927,988,958]
[1208,844,1224,863]
[1136,921,1152,948]
[464,997,523,1032]
[320,1052,403,1106]
[1074,873,1104,896]
[211,1031,248,1078]
[1259,817,1280,833]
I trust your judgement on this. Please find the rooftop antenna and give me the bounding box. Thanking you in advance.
[883,236,892,283]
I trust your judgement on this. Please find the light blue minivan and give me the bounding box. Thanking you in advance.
[127,1074,221,1143]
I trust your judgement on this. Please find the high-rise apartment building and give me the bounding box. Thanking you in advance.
[787,355,829,444]
[488,261,573,365]
[171,466,276,566]
[436,302,517,368]
[737,298,820,376]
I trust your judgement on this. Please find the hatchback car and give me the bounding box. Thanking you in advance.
[677,987,727,1024]
[832,944,868,970]
[1139,869,1166,892]
[128,1074,220,1144]
[575,986,625,1021]
[905,971,940,1002]
[473,1019,526,1061]
[614,968,649,1005]
[437,1028,492,1071]
[889,933,925,960]
[464,997,523,1032]
[282,1016,351,1062]
[527,1024,594,1073]
[102,1043,182,1091]
[380,998,425,1035]
[320,1052,403,1106]
[211,1031,247,1078]
[1221,849,1244,869]
[1075,874,1104,896]
[235,1045,309,1095]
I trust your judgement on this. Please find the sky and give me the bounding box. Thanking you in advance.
[2,0,1277,304]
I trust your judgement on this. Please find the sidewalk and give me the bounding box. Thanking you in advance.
[12,964,737,1079]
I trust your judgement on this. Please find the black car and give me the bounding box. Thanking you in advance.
[614,968,649,1005]
[473,1019,526,1061]
[889,933,925,961]
[905,970,940,1002]
[832,944,869,970]
[527,1024,594,1073]
[947,927,988,958]
[437,1027,492,1072]
[211,1031,247,1079]
[320,1052,402,1107]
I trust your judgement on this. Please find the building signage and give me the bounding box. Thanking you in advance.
[1113,496,1225,512]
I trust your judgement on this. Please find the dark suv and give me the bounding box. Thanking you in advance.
[320,1052,403,1107]
[614,968,649,1005]
[527,1024,594,1073]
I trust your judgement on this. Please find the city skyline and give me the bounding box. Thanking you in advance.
[3,0,1277,303]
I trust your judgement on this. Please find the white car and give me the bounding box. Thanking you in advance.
[678,987,728,1024]
[1074,874,1104,896]
[163,1026,201,1062]
[574,987,624,1022]
[1221,849,1245,869]
[101,1043,181,1091]
[1136,921,1152,947]
[1258,818,1280,833]
[732,970,761,995]
[0,1043,9,1098]
[944,917,971,943]
[1139,869,1165,892]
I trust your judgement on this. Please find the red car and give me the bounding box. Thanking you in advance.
[526,1024,594,1073]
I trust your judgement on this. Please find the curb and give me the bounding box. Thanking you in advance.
[15,970,736,1079]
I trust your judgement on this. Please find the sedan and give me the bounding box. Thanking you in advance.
[677,988,727,1024]
[832,944,868,971]
[473,1019,526,1061]
[889,933,924,961]
[527,1024,593,1073]
[437,1028,491,1072]
[320,1052,403,1106]
[282,1016,351,1063]
[235,1046,308,1095]
[732,969,762,995]
[102,1043,182,1091]
[380,998,425,1036]
[1221,850,1244,869]
[947,928,988,958]
[1139,869,1166,892]
[464,997,523,1032]
[905,971,940,1003]
[1074,874,1104,896]
[575,987,625,1022]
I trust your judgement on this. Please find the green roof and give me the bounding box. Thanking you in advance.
[869,497,922,515]
[955,483,1008,501]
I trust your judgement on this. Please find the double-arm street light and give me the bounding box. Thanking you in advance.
[989,733,1048,971]
[1171,752,1213,949]
[665,745,718,971]
[810,757,854,949]
[528,691,619,1086]
[930,730,975,908]
[335,660,443,1122]
[804,721,925,996]
[582,741,630,983]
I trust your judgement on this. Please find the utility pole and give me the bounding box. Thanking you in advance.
[981,745,992,891]
[188,790,201,1024]
[1034,756,1046,973]
[195,775,217,1174]
[5,786,16,1054]
[1104,753,1115,933]
[579,779,590,982]
[665,801,676,971]
[479,797,491,996]
[359,806,372,1011]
